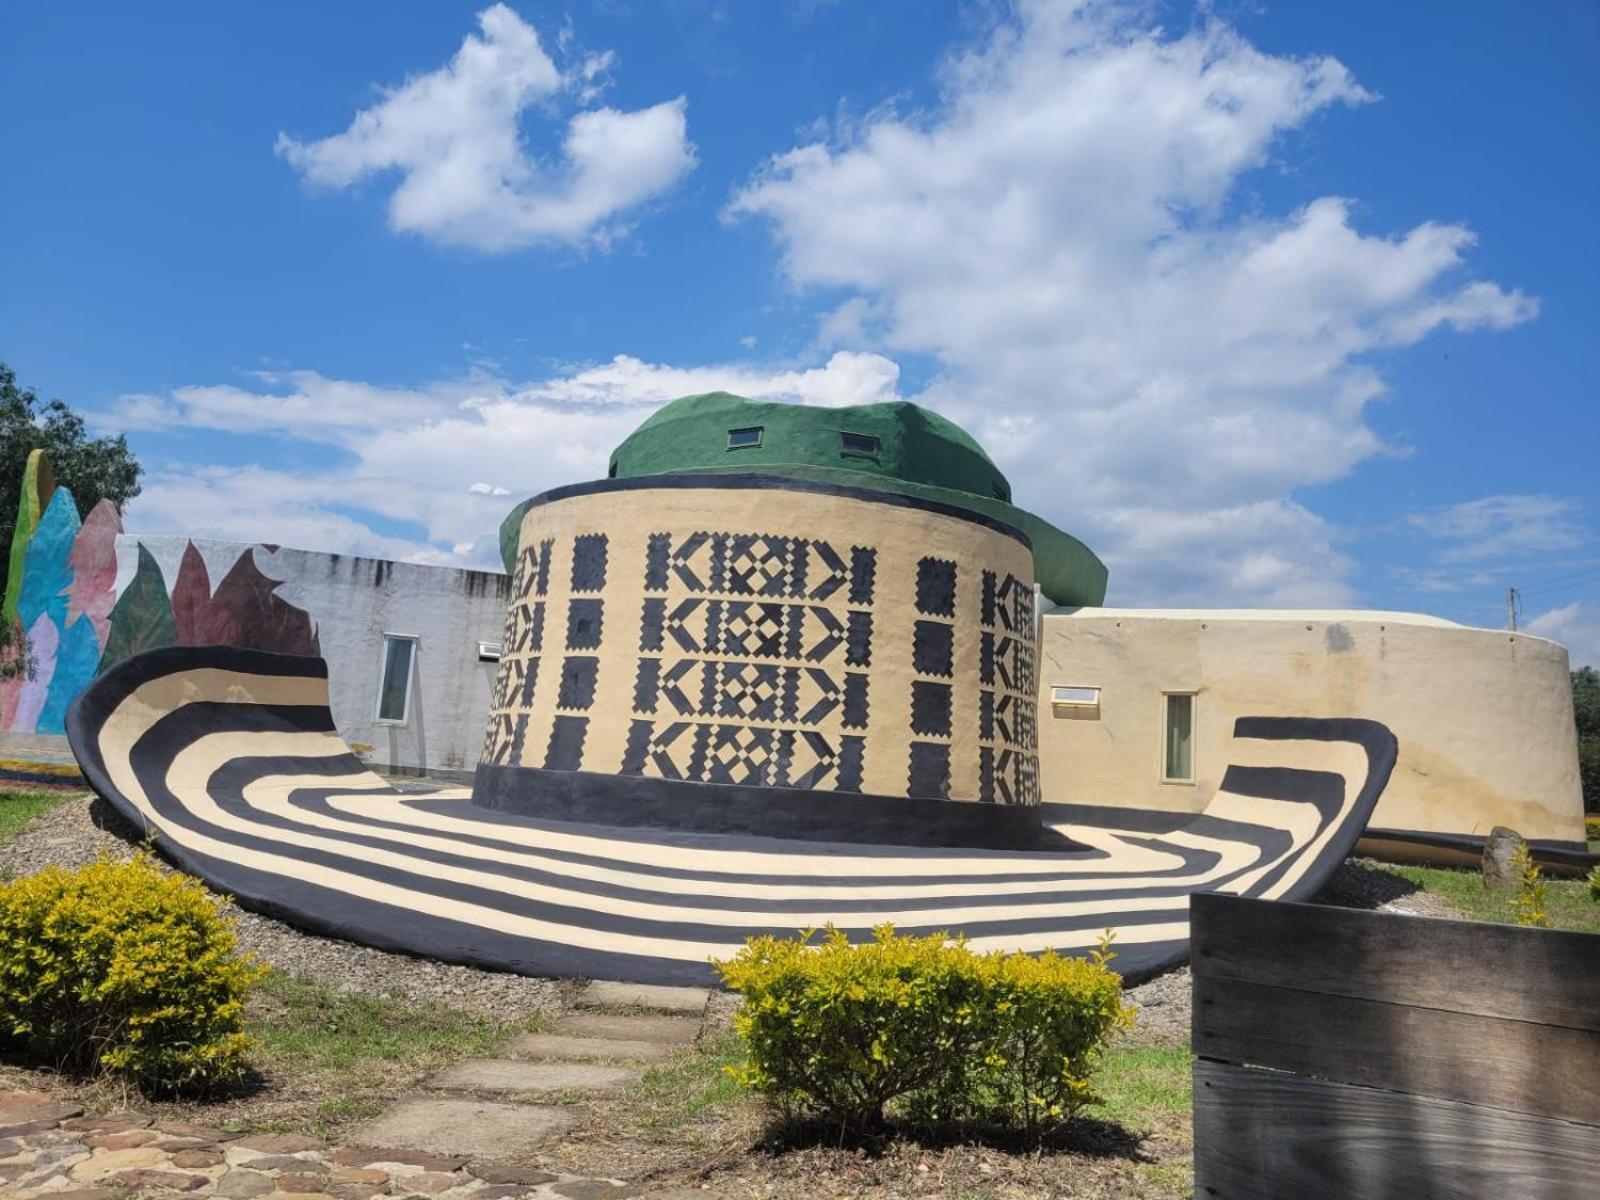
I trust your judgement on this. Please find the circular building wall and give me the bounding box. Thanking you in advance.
[475,474,1041,847]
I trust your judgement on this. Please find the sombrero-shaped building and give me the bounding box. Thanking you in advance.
[68,393,1400,984]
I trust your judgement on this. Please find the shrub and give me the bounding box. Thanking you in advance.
[716,924,1130,1136]
[1588,864,1599,903]
[0,853,266,1091]
[1585,815,1600,844]
[1510,843,1549,928]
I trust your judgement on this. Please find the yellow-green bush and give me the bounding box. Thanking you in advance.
[716,924,1131,1134]
[1588,863,1599,902]
[0,853,266,1091]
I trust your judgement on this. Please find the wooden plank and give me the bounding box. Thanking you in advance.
[1190,893,1600,1031]
[1193,1058,1600,1200]
[1193,975,1600,1124]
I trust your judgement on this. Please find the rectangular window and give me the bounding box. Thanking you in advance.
[727,426,763,449]
[840,431,880,457]
[1050,684,1100,714]
[376,634,417,724]
[1163,692,1195,782]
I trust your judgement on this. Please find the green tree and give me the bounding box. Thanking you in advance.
[1,360,143,602]
[1574,666,1600,813]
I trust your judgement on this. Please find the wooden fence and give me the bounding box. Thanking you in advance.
[1190,893,1600,1199]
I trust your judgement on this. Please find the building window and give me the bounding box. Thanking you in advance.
[727,426,763,449]
[840,431,880,458]
[376,634,418,724]
[1051,685,1100,715]
[1162,692,1195,782]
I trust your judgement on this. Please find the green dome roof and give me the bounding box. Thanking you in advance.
[610,392,1014,502]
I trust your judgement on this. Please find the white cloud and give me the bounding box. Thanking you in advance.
[1528,602,1600,669]
[727,0,1537,604]
[276,4,695,251]
[112,352,902,567]
[1408,495,1585,564]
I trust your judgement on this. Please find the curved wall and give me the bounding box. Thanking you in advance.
[477,475,1041,844]
[1035,609,1586,849]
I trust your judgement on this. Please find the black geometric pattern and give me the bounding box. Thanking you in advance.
[566,599,604,650]
[913,620,954,677]
[557,656,598,711]
[915,557,957,617]
[908,741,951,799]
[910,680,952,737]
[630,527,877,797]
[977,568,1038,805]
[571,533,608,593]
[545,715,587,771]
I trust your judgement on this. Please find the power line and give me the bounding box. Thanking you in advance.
[1520,570,1600,599]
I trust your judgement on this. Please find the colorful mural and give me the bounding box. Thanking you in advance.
[1,453,320,735]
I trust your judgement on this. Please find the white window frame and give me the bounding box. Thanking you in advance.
[1159,690,1197,785]
[1050,684,1100,714]
[375,633,419,726]
[727,425,764,450]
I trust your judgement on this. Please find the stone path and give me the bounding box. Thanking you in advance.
[0,982,725,1199]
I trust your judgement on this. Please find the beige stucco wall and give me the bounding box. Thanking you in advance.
[1035,608,1586,845]
[484,480,1039,807]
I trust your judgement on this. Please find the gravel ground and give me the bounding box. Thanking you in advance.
[0,791,564,1017]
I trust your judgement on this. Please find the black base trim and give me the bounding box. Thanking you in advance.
[1360,827,1599,875]
[471,763,1054,850]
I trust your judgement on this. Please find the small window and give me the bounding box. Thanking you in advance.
[1051,685,1100,708]
[376,634,418,724]
[840,431,880,458]
[1162,692,1195,782]
[727,426,763,449]
[477,640,503,662]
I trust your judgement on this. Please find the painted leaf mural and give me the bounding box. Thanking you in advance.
[170,541,212,645]
[17,487,81,637]
[10,614,58,734]
[200,550,320,655]
[99,544,178,669]
[65,499,123,645]
[3,448,55,620]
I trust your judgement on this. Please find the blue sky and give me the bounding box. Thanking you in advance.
[3,1,1596,662]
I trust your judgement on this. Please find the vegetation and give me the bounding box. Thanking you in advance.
[1382,861,1600,934]
[0,789,73,849]
[1509,842,1549,928]
[0,853,266,1091]
[0,615,30,683]
[717,924,1130,1138]
[1588,864,1599,902]
[1,359,143,600]
[1575,667,1600,814]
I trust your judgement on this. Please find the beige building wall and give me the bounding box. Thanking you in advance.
[1036,609,1586,846]
[483,480,1039,810]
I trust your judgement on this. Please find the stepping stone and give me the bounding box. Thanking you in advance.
[426,1059,640,1095]
[575,981,709,1015]
[508,1032,680,1064]
[350,1097,579,1161]
[552,1012,702,1045]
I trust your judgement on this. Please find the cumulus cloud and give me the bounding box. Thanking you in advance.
[727,0,1537,604]
[109,352,902,567]
[1407,495,1586,564]
[1527,601,1600,668]
[276,4,695,251]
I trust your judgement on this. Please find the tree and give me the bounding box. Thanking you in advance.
[1574,666,1600,814]
[1,360,143,602]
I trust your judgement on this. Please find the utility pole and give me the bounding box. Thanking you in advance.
[1506,586,1519,631]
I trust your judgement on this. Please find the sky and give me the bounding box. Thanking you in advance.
[3,1,1597,664]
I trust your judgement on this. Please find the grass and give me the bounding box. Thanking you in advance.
[627,1032,749,1137]
[1381,861,1600,934]
[1087,1043,1192,1133]
[242,971,543,1136]
[0,787,75,847]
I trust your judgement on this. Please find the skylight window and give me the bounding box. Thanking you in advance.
[727,426,763,449]
[840,431,880,457]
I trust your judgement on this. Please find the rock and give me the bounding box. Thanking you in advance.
[0,1137,20,1158]
[425,1059,640,1095]
[237,1133,326,1154]
[0,1091,83,1138]
[1483,826,1526,890]
[276,1171,331,1193]
[400,1170,462,1193]
[85,1128,161,1150]
[41,1189,124,1200]
[575,981,709,1016]
[550,1013,701,1045]
[171,1147,227,1168]
[349,1098,580,1162]
[507,1033,679,1064]
[215,1167,278,1198]
[468,1162,559,1186]
[330,1147,466,1172]
[60,1113,151,1134]
[111,1167,211,1191]
[471,1188,535,1200]
[329,1166,390,1184]
[156,1121,240,1142]
[70,1145,170,1180]
[246,1155,331,1172]
[327,1185,388,1200]
[553,1181,644,1200]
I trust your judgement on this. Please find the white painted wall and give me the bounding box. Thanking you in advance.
[113,535,510,776]
[1036,608,1586,846]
